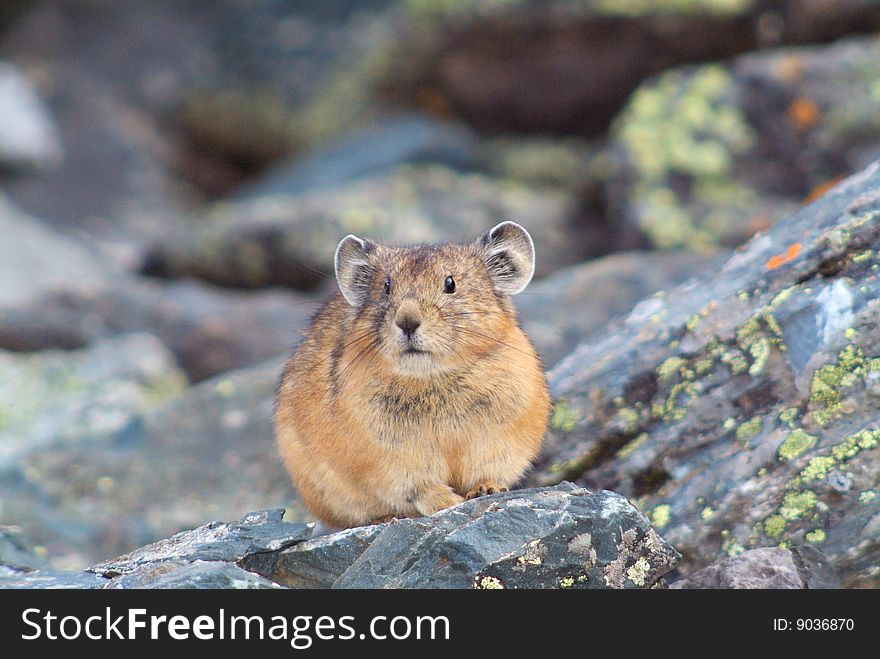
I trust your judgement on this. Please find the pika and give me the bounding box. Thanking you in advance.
[275,221,550,527]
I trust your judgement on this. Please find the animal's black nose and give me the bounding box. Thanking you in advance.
[396,316,421,338]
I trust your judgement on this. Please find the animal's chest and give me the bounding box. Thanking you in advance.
[367,378,499,433]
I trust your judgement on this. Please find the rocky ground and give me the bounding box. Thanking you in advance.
[0,1,878,588]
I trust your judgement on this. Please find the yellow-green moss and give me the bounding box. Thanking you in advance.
[859,490,876,503]
[558,576,575,588]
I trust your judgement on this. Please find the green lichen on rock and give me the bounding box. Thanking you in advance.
[651,504,671,529]
[595,0,753,16]
[550,399,579,432]
[859,490,877,503]
[779,490,817,521]
[830,427,879,461]
[615,64,755,249]
[805,529,826,544]
[763,515,786,539]
[657,355,687,382]
[474,575,505,589]
[736,416,762,442]
[778,407,799,428]
[797,455,836,482]
[808,345,878,427]
[778,429,818,462]
[626,556,652,587]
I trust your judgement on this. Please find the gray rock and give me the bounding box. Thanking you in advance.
[0,356,305,569]
[0,567,107,589]
[241,525,383,589]
[0,277,321,382]
[0,194,110,309]
[530,159,880,588]
[518,250,723,368]
[609,35,880,250]
[3,485,679,589]
[105,561,282,589]
[0,0,395,260]
[671,546,840,589]
[256,484,679,589]
[237,113,479,200]
[0,525,46,572]
[90,509,311,578]
[0,61,62,172]
[377,0,880,136]
[142,164,583,289]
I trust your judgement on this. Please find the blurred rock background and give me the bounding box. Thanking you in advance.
[0,0,878,584]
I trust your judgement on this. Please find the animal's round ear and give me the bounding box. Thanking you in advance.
[334,234,376,306]
[476,221,535,295]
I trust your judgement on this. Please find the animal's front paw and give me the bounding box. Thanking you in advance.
[465,483,508,500]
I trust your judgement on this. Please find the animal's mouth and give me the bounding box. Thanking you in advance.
[402,347,428,355]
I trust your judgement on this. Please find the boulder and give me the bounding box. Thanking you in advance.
[0,194,109,309]
[0,0,396,259]
[0,277,321,382]
[529,159,880,588]
[376,0,880,136]
[609,35,880,250]
[0,61,62,172]
[0,355,303,569]
[670,546,840,589]
[1,486,680,589]
[142,164,585,289]
[518,249,723,368]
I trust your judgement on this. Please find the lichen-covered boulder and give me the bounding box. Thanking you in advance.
[531,159,880,587]
[609,35,880,250]
[142,164,583,289]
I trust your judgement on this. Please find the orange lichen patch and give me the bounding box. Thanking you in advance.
[803,175,845,204]
[787,97,820,130]
[766,243,802,270]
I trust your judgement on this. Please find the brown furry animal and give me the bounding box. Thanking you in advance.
[275,222,551,527]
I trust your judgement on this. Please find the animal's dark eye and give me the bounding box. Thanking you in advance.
[444,276,456,294]
[384,276,391,294]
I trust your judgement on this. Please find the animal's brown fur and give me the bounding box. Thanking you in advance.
[275,224,551,528]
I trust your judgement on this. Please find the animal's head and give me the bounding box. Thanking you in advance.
[334,221,535,377]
